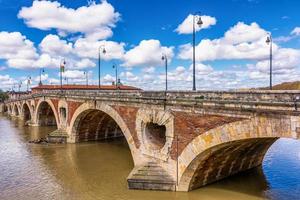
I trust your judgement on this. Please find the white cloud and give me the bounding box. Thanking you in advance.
[103,74,115,83]
[120,71,138,81]
[0,74,16,90]
[76,58,96,69]
[254,48,300,74]
[74,38,125,60]
[142,66,156,73]
[62,70,85,79]
[178,22,274,62]
[18,0,120,40]
[189,63,214,75]
[39,34,73,56]
[175,14,217,34]
[122,39,174,67]
[0,32,37,60]
[291,27,300,36]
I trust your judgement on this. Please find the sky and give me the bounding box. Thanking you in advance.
[0,0,300,91]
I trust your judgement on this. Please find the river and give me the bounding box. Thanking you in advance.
[0,114,300,200]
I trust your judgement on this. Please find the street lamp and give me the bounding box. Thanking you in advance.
[98,45,106,88]
[27,76,31,92]
[83,71,88,86]
[18,81,22,92]
[112,64,118,89]
[266,33,273,90]
[39,68,45,86]
[60,59,66,89]
[192,12,203,91]
[161,54,168,91]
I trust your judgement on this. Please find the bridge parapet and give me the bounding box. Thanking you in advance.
[5,90,300,117]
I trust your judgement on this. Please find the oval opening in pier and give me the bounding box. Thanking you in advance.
[144,122,166,150]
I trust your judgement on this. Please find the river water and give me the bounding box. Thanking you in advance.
[0,114,300,200]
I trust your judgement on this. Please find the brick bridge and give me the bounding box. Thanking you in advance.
[2,89,300,191]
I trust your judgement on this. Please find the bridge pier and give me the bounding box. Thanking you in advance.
[4,90,300,192]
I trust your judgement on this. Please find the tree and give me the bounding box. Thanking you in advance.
[0,90,9,102]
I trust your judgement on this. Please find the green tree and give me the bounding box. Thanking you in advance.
[0,90,9,102]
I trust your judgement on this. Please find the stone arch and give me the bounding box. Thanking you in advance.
[68,102,139,164]
[2,104,8,113]
[8,104,12,114]
[177,114,299,191]
[35,99,59,127]
[21,102,32,121]
[13,104,20,116]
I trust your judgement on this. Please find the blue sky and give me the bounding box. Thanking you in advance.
[0,0,300,91]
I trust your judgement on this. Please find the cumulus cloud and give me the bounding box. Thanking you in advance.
[291,27,300,36]
[76,58,96,69]
[120,71,139,81]
[189,63,214,75]
[0,32,37,60]
[0,75,16,90]
[74,38,125,60]
[39,34,73,56]
[18,0,120,40]
[175,14,217,34]
[103,74,115,83]
[178,22,272,62]
[122,39,174,67]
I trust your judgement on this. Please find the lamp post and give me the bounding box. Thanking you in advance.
[39,68,45,86]
[192,12,203,91]
[98,45,106,89]
[266,33,273,90]
[161,54,168,91]
[112,64,118,89]
[84,71,88,86]
[27,76,31,92]
[60,59,66,90]
[18,81,22,92]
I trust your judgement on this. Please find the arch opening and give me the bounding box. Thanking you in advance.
[144,122,166,150]
[74,109,124,142]
[37,101,57,126]
[3,105,8,113]
[22,103,31,121]
[13,105,19,116]
[179,138,278,191]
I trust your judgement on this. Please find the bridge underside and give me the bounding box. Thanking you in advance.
[181,138,278,191]
[22,103,31,122]
[37,102,56,126]
[75,109,124,142]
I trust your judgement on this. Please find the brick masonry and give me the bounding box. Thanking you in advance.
[4,91,300,192]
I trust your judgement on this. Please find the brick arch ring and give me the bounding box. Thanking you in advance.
[67,102,139,164]
[34,99,60,127]
[21,101,33,119]
[177,115,298,191]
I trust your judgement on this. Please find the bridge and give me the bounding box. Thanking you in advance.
[1,86,300,191]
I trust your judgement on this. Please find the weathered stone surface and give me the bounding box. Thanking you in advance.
[4,90,300,192]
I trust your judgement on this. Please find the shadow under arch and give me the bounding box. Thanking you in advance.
[35,100,58,127]
[68,102,138,165]
[182,138,277,191]
[177,115,296,191]
[2,104,8,113]
[22,102,32,121]
[13,104,19,116]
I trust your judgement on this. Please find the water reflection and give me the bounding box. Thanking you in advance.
[1,114,300,200]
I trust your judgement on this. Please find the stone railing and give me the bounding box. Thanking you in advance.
[5,89,300,115]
